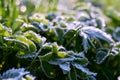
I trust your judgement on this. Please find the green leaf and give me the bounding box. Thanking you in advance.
[68,67,77,80]
[55,28,64,43]
[12,19,24,34]
[43,43,53,49]
[32,22,49,32]
[0,24,10,37]
[73,52,89,66]
[46,12,56,21]
[20,23,39,33]
[48,59,62,65]
[1,68,35,80]
[16,50,37,58]
[64,29,76,39]
[95,48,109,64]
[16,36,37,52]
[4,35,37,53]
[79,27,114,52]
[40,61,56,78]
[52,42,59,53]
[75,58,88,66]
[23,31,46,46]
[96,17,105,29]
[80,31,92,52]
[59,62,70,72]
[113,27,120,41]
[72,63,96,76]
[29,13,48,25]
[39,52,53,61]
[81,27,114,43]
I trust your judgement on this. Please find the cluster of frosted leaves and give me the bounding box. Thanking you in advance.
[0,68,35,80]
[49,13,115,63]
[0,3,118,79]
[28,4,108,44]
[19,3,120,80]
[39,42,96,79]
[27,10,116,65]
[5,35,46,58]
[79,26,114,52]
[0,1,120,80]
[1,22,46,58]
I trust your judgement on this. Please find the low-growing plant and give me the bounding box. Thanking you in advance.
[0,0,120,80]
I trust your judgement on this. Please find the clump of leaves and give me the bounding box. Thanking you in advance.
[39,42,96,79]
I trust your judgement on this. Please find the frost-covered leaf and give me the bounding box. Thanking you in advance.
[39,23,49,32]
[55,57,75,62]
[31,22,49,32]
[17,51,38,58]
[39,52,53,61]
[48,59,63,65]
[74,58,88,66]
[59,62,70,72]
[72,63,97,76]
[79,26,114,52]
[55,27,65,42]
[40,61,56,78]
[23,31,46,46]
[46,12,56,21]
[96,17,105,29]
[20,23,39,33]
[80,31,93,52]
[64,29,76,39]
[113,27,120,41]
[42,43,53,49]
[24,74,36,80]
[81,27,114,43]
[1,68,35,80]
[95,48,109,64]
[4,35,37,53]
[59,21,68,28]
[29,13,48,25]
[40,43,96,79]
